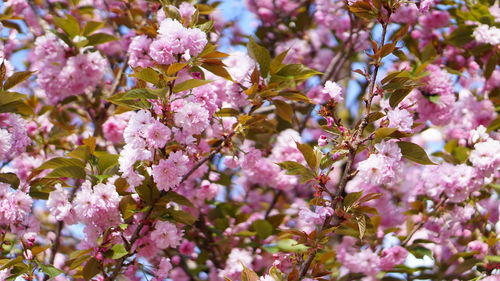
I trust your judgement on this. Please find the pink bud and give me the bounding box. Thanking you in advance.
[318,135,328,146]
[326,117,334,127]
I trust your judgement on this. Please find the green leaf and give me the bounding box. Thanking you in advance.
[39,263,63,278]
[269,266,285,281]
[83,258,100,280]
[486,255,500,262]
[110,244,128,259]
[276,161,316,183]
[0,173,19,189]
[201,63,234,81]
[251,219,273,239]
[275,64,321,80]
[447,25,474,46]
[45,166,86,179]
[428,95,440,105]
[241,265,259,281]
[87,33,117,46]
[36,157,85,171]
[273,100,293,123]
[197,20,214,33]
[374,127,398,139]
[83,21,104,36]
[3,71,34,90]
[367,112,385,123]
[162,191,194,208]
[397,141,436,165]
[277,239,309,253]
[215,108,239,117]
[0,256,23,270]
[163,209,197,225]
[135,183,160,204]
[389,88,412,108]
[0,91,26,105]
[106,88,157,109]
[93,151,119,174]
[0,62,6,85]
[356,215,366,239]
[172,79,212,93]
[408,245,433,259]
[270,49,289,74]
[295,142,319,171]
[129,68,161,85]
[66,145,91,162]
[53,14,80,38]
[343,191,363,208]
[247,38,271,78]
[69,249,93,260]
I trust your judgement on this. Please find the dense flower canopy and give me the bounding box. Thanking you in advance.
[0,0,499,280]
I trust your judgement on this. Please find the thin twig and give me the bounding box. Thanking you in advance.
[296,16,391,279]
[264,190,282,219]
[107,132,235,280]
[401,197,447,246]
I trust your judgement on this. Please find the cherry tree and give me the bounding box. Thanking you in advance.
[0,0,498,280]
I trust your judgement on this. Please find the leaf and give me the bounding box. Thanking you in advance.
[273,100,293,123]
[53,14,80,38]
[356,215,366,239]
[202,63,234,81]
[0,256,23,270]
[69,249,93,260]
[45,166,86,179]
[129,68,161,85]
[397,141,436,165]
[135,183,160,204]
[275,64,321,80]
[367,111,385,123]
[110,244,128,259]
[215,108,239,117]
[3,71,34,90]
[486,255,500,263]
[167,63,188,75]
[83,21,104,36]
[87,33,117,46]
[277,239,309,253]
[82,258,100,280]
[270,49,289,74]
[269,266,285,281]
[428,95,440,105]
[389,88,412,108]
[0,62,6,85]
[164,209,197,225]
[247,38,271,78]
[447,25,474,46]
[374,127,398,139]
[276,161,316,184]
[36,157,85,171]
[172,79,212,93]
[39,263,63,278]
[93,151,119,174]
[162,191,194,208]
[241,265,259,281]
[295,142,318,171]
[251,219,273,240]
[343,191,363,208]
[66,145,91,162]
[0,173,20,189]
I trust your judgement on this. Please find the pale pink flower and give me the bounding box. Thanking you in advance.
[150,221,183,249]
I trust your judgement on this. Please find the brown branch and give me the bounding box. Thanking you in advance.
[296,16,391,280]
[107,132,235,280]
[264,190,282,219]
[401,197,447,247]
